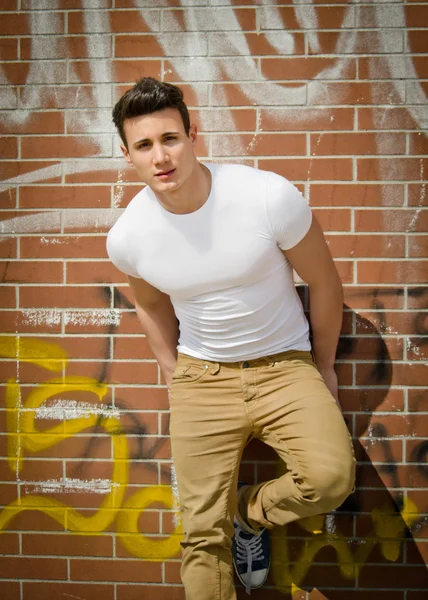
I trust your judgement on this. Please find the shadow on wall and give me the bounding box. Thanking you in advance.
[239,299,428,598]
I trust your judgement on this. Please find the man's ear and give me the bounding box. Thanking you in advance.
[189,124,198,145]
[120,144,132,164]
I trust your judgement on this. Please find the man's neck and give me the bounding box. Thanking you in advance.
[153,161,211,215]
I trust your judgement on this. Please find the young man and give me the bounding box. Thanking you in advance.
[107,77,355,600]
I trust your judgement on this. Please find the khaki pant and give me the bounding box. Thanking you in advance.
[169,350,356,600]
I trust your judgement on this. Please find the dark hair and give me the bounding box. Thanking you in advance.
[112,77,190,148]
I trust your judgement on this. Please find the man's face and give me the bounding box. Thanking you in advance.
[121,107,198,195]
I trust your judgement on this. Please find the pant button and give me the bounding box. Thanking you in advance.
[242,361,250,368]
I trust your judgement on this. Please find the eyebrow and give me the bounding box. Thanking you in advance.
[133,131,180,147]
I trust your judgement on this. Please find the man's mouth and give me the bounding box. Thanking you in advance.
[155,168,175,178]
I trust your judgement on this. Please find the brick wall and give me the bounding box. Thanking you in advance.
[0,1,427,598]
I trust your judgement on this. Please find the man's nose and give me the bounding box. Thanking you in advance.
[152,144,168,165]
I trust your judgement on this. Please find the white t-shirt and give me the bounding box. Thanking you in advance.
[107,163,312,361]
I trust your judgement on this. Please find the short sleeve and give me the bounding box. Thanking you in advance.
[265,171,312,250]
[106,222,141,278]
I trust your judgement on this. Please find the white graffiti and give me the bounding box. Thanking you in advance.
[0,0,427,236]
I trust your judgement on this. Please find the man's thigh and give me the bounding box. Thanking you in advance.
[249,352,354,479]
[169,355,251,533]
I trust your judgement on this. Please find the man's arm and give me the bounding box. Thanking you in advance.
[284,215,343,403]
[127,275,179,389]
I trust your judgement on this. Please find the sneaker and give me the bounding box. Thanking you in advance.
[233,489,271,595]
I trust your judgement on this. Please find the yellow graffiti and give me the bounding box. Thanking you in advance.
[0,335,182,559]
[271,497,420,594]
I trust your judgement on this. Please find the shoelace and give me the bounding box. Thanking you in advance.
[235,525,265,595]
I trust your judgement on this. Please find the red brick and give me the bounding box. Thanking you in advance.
[20,84,112,110]
[358,158,428,182]
[312,132,405,156]
[408,390,428,412]
[112,184,144,209]
[23,582,115,600]
[68,10,155,33]
[113,336,153,360]
[357,363,428,387]
[357,261,428,285]
[27,435,112,461]
[114,34,167,58]
[259,158,353,181]
[0,62,67,85]
[407,337,427,361]
[309,81,404,105]
[5,509,65,532]
[164,8,255,31]
[0,457,63,482]
[409,132,428,156]
[407,288,428,309]
[211,82,304,107]
[327,234,405,259]
[70,558,162,582]
[0,583,20,600]
[0,13,29,34]
[358,107,422,131]
[66,261,126,284]
[355,209,428,233]
[406,438,428,464]
[0,136,18,158]
[261,5,351,29]
[20,235,107,259]
[22,136,110,159]
[313,208,352,232]
[0,112,64,135]
[22,533,113,557]
[0,286,16,308]
[355,310,425,336]
[65,359,158,385]
[261,57,356,80]
[210,31,304,55]
[0,261,63,284]
[335,362,353,386]
[339,335,403,361]
[212,133,306,157]
[407,31,428,54]
[0,162,61,184]
[406,5,428,27]
[408,235,428,258]
[19,185,111,209]
[164,560,182,584]
[261,107,354,131]
[190,108,256,132]
[114,387,169,411]
[409,182,428,207]
[342,285,406,310]
[359,56,428,80]
[19,285,110,309]
[0,309,62,334]
[0,556,67,579]
[310,184,404,208]
[20,36,112,60]
[0,187,17,209]
[0,532,19,554]
[117,586,185,600]
[0,237,17,258]
[111,59,162,83]
[338,388,404,413]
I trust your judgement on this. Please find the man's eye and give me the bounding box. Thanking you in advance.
[164,136,176,142]
[138,142,150,149]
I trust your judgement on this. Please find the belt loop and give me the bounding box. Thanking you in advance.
[210,362,220,375]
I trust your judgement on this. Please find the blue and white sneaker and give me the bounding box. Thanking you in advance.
[232,519,271,594]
